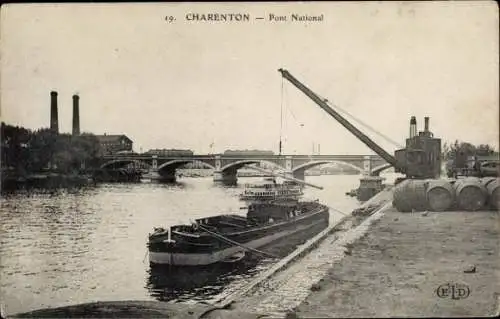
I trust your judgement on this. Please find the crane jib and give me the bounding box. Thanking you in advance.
[277,68,400,170]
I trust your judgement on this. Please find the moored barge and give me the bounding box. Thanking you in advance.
[148,199,329,266]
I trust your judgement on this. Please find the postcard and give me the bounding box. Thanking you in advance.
[1,2,498,318]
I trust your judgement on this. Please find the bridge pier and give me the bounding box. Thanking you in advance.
[155,166,182,183]
[158,172,176,183]
[355,156,386,201]
[357,176,385,201]
[144,169,162,182]
[363,155,372,176]
[213,155,238,184]
[152,156,158,169]
[213,170,237,185]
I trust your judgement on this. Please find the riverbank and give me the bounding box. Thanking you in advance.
[1,172,94,191]
[176,169,355,178]
[227,188,393,316]
[294,208,500,317]
[224,191,499,317]
[9,301,270,318]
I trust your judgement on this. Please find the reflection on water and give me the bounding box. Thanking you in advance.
[147,256,269,303]
[0,174,400,315]
[145,216,330,304]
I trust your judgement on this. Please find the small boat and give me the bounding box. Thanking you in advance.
[239,177,304,203]
[147,199,329,266]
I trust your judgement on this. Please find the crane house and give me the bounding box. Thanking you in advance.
[96,134,133,155]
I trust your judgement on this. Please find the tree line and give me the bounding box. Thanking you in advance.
[1,122,102,176]
[442,140,497,160]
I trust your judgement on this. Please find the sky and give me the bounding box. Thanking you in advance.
[1,2,498,155]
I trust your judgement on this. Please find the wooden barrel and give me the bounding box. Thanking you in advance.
[426,179,455,211]
[454,177,488,211]
[481,177,497,188]
[486,178,499,210]
[393,179,428,212]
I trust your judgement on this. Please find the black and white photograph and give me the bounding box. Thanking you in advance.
[0,2,498,318]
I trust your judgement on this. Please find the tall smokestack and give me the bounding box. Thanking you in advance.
[72,94,80,135]
[50,91,59,133]
[409,116,417,138]
[424,116,429,132]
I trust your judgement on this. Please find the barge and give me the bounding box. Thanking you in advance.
[148,198,329,266]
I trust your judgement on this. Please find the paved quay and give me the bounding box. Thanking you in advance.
[294,208,500,318]
[228,187,394,316]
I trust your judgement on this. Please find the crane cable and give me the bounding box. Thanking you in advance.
[329,101,404,149]
[282,78,317,157]
[279,76,284,156]
[312,89,404,149]
[279,77,402,149]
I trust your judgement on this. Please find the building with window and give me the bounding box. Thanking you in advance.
[96,134,133,155]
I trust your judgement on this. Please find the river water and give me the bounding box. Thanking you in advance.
[0,174,399,315]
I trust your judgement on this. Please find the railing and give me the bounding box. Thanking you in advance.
[102,153,383,160]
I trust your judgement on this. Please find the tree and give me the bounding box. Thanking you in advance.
[70,133,102,171]
[51,133,102,174]
[1,122,33,173]
[52,134,73,173]
[476,144,495,156]
[442,139,497,160]
[2,122,103,175]
[28,128,58,171]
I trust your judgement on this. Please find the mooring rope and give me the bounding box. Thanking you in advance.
[196,223,279,259]
[328,206,350,216]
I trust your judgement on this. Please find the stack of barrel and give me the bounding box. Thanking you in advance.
[393,177,499,212]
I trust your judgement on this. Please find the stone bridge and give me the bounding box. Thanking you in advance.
[99,153,390,183]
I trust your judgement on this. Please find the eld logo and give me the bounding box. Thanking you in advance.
[436,283,470,300]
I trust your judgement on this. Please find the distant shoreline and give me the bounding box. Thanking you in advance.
[176,168,361,178]
[0,168,363,191]
[1,171,94,191]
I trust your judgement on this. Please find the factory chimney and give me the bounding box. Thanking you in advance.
[50,91,59,133]
[424,117,429,133]
[409,116,417,138]
[72,94,80,135]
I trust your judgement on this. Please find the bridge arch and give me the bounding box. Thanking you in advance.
[158,159,216,171]
[292,160,365,174]
[220,160,286,172]
[371,163,393,176]
[100,159,151,169]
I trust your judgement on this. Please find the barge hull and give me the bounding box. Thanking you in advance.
[149,214,328,266]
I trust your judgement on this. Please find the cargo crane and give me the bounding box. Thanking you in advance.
[278,68,442,200]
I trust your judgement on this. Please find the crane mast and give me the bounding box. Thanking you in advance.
[278,68,401,171]
[278,68,442,180]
